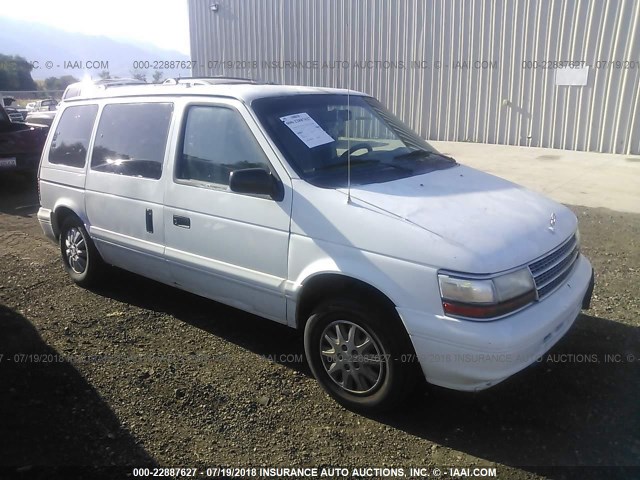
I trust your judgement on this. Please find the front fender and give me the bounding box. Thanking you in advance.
[286,233,442,327]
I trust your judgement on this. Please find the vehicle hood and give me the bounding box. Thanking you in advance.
[342,164,577,273]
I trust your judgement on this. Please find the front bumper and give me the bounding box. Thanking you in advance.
[397,254,594,391]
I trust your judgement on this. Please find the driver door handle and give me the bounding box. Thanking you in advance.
[173,215,191,229]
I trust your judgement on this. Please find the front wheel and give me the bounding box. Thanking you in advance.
[304,298,418,412]
[59,217,104,288]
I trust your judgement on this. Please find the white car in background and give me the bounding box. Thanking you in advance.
[37,80,595,411]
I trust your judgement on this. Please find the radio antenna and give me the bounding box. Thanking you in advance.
[346,8,352,204]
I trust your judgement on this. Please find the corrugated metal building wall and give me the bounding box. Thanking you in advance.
[188,0,640,155]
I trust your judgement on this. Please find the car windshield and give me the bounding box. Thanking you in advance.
[252,94,456,187]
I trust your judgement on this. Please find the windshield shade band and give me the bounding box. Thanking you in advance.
[442,290,537,320]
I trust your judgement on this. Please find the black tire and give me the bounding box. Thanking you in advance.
[304,297,419,412]
[59,216,104,288]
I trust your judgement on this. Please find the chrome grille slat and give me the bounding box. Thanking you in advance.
[529,234,580,299]
[529,235,577,275]
[535,248,579,290]
[532,241,578,281]
[538,270,573,297]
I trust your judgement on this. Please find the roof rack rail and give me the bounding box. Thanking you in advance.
[95,78,147,88]
[162,76,258,86]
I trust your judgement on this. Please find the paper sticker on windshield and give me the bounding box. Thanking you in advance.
[280,112,334,148]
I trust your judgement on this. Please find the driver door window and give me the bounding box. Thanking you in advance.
[177,105,270,186]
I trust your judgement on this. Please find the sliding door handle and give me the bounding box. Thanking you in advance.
[173,215,191,229]
[145,209,154,233]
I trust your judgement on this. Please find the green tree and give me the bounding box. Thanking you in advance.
[58,75,79,89]
[44,76,59,90]
[130,70,147,82]
[152,70,164,83]
[0,54,37,90]
[43,75,79,90]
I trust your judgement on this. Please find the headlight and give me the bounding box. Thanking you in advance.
[438,268,536,320]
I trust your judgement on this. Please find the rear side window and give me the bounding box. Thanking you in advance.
[48,104,98,168]
[63,85,81,100]
[91,103,173,180]
[177,105,270,186]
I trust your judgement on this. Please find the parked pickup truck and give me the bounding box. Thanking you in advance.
[0,103,48,174]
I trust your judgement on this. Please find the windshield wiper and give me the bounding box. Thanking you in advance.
[393,149,435,160]
[314,158,416,175]
[314,159,380,171]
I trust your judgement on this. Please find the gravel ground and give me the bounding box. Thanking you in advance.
[0,173,638,480]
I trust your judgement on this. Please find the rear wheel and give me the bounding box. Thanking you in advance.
[59,217,104,287]
[304,297,418,412]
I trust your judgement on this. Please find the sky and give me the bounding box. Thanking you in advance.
[0,0,190,55]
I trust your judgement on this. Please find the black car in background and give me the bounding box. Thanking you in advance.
[0,104,48,175]
[2,97,27,122]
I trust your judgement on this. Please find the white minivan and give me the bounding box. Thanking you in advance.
[37,81,594,411]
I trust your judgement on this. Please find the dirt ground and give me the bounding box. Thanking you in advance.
[0,173,638,480]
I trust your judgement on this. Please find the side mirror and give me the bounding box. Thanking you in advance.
[229,168,283,201]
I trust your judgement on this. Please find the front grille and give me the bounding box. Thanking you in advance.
[529,234,580,298]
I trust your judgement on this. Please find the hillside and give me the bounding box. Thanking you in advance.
[0,17,191,80]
